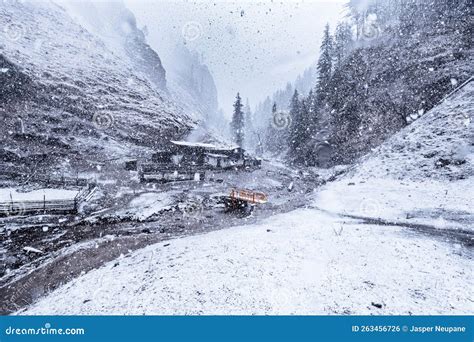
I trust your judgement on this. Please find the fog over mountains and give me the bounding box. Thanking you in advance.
[0,0,225,177]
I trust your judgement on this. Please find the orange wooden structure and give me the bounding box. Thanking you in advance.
[229,189,268,204]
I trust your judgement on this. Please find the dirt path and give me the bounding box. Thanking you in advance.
[311,206,474,249]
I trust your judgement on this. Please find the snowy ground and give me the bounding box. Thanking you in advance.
[0,188,79,202]
[20,207,472,315]
[315,178,473,232]
[12,81,474,315]
[104,191,176,222]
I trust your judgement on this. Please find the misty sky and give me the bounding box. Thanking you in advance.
[126,0,346,116]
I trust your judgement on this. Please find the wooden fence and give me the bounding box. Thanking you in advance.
[0,184,96,217]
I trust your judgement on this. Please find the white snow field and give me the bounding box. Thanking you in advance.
[20,83,473,315]
[113,192,175,222]
[20,209,472,315]
[0,188,79,202]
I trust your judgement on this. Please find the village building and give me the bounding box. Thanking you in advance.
[140,140,260,183]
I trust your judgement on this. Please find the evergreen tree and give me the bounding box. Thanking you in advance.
[264,102,288,155]
[244,98,253,133]
[346,0,365,40]
[333,22,353,66]
[231,93,245,147]
[306,89,318,142]
[243,98,254,150]
[316,24,333,102]
[288,90,302,157]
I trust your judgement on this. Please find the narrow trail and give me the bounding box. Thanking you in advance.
[311,206,474,251]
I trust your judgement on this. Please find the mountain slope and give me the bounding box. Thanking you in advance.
[316,80,473,232]
[58,1,167,91]
[165,44,220,123]
[316,1,473,166]
[0,1,191,178]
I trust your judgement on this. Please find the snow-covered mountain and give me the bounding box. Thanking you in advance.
[57,1,167,91]
[0,1,193,177]
[58,1,223,140]
[165,44,220,124]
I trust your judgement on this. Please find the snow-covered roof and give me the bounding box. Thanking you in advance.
[212,146,242,151]
[171,140,217,149]
[171,140,240,151]
[205,153,229,159]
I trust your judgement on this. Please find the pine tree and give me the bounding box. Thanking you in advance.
[244,98,254,150]
[316,24,333,102]
[288,90,301,157]
[231,93,245,147]
[346,0,365,40]
[264,102,289,155]
[306,89,318,141]
[334,22,353,67]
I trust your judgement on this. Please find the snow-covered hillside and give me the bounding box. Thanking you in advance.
[316,81,474,232]
[0,1,191,176]
[19,81,473,315]
[57,1,168,91]
[165,44,220,124]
